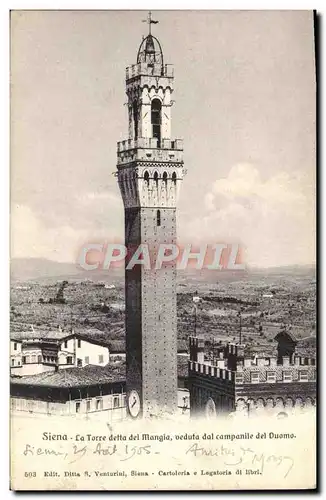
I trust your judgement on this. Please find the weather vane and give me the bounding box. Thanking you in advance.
[142,11,159,35]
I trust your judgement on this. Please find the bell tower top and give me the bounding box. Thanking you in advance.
[137,11,163,69]
[117,11,184,202]
[117,12,185,208]
[137,34,164,68]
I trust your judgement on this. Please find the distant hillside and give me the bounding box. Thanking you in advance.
[10,257,316,283]
[11,258,82,282]
[248,264,316,277]
[11,258,124,283]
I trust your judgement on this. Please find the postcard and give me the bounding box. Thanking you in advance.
[10,10,316,490]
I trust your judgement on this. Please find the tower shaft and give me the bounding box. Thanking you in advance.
[117,31,184,418]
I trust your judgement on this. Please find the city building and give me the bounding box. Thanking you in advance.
[10,362,190,419]
[11,338,59,376]
[188,330,316,418]
[10,339,22,371]
[11,364,126,421]
[58,332,110,368]
[116,16,185,418]
[10,330,111,376]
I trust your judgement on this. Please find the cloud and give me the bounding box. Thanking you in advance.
[11,204,89,262]
[76,190,121,204]
[179,163,315,268]
[11,168,315,268]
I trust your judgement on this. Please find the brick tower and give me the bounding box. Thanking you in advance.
[117,16,184,418]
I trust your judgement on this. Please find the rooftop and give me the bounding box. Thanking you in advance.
[10,363,126,388]
[11,329,125,351]
[10,356,189,388]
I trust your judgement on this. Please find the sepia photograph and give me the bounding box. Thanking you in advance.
[10,9,316,490]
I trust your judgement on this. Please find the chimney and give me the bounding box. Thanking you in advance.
[217,359,226,369]
[270,358,277,367]
[189,336,205,362]
[197,351,204,364]
[294,356,301,366]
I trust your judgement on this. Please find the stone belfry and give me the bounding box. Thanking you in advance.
[117,13,184,418]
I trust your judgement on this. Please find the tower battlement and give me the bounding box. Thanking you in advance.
[189,356,316,385]
[126,62,174,82]
[117,138,184,167]
[188,334,316,416]
[117,137,183,154]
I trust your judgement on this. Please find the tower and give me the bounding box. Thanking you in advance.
[117,15,184,418]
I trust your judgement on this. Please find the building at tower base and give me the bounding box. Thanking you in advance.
[188,331,316,418]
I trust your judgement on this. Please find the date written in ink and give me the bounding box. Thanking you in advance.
[22,443,157,463]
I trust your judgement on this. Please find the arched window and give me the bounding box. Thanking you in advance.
[172,172,177,185]
[144,171,149,185]
[157,209,161,227]
[154,171,158,187]
[133,100,138,140]
[151,98,162,147]
[163,171,168,185]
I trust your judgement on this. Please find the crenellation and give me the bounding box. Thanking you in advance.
[126,62,174,81]
[117,138,184,153]
[188,332,316,416]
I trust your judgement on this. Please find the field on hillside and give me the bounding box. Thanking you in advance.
[10,267,316,356]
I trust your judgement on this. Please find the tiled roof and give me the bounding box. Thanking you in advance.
[11,356,189,388]
[10,329,123,350]
[10,363,126,388]
[11,330,70,342]
[11,331,188,354]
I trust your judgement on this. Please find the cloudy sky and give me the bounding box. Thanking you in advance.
[11,10,316,267]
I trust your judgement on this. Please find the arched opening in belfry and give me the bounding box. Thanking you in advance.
[163,171,168,186]
[153,171,158,187]
[157,209,161,227]
[133,100,138,140]
[172,172,177,185]
[144,171,149,186]
[151,98,162,147]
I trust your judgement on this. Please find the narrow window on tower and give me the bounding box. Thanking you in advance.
[157,209,161,227]
[151,98,162,147]
[163,171,168,186]
[133,100,138,140]
[154,171,158,187]
[120,176,125,195]
[144,170,149,185]
[172,172,177,185]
